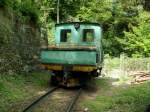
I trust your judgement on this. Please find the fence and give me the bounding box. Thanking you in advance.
[103,55,150,78]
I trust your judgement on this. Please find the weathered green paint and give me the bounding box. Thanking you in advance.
[41,50,96,65]
[55,23,102,47]
[41,22,103,67]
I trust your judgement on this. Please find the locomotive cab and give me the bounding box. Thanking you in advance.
[41,22,103,87]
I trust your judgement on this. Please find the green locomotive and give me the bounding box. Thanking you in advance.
[41,22,103,87]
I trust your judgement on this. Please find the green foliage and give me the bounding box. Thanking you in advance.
[117,11,150,57]
[77,0,112,22]
[75,0,150,57]
[125,22,150,57]
[0,0,12,7]
[19,0,40,24]
[0,0,40,24]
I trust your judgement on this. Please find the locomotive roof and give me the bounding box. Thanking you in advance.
[55,22,101,27]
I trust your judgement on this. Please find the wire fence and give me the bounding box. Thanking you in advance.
[103,55,150,78]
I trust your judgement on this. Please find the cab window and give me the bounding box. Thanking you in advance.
[60,29,71,42]
[83,29,94,42]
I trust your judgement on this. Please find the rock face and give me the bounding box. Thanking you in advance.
[0,8,41,74]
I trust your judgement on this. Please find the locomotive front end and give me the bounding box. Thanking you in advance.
[41,22,103,87]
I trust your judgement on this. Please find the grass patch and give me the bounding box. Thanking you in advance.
[0,72,50,112]
[83,78,150,112]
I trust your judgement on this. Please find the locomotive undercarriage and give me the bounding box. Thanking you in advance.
[51,67,102,87]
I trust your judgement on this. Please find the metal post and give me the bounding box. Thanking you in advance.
[57,0,60,23]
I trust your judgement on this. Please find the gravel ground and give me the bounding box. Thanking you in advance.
[33,88,81,112]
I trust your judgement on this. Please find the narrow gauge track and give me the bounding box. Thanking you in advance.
[23,86,59,112]
[65,88,82,112]
[22,87,82,112]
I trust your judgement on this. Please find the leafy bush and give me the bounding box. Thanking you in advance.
[0,0,40,25]
[19,1,40,24]
[0,0,11,7]
[116,20,150,57]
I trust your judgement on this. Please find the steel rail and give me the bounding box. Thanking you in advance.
[23,86,59,112]
[65,88,82,112]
